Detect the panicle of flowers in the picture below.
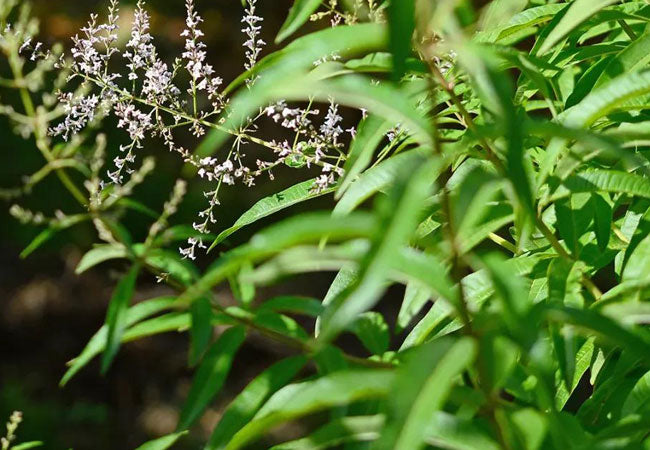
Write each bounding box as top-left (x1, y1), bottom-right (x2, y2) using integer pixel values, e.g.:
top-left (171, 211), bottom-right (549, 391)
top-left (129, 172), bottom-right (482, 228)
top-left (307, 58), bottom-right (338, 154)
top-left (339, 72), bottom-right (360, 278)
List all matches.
top-left (48, 91), bottom-right (100, 141)
top-left (1, 411), bottom-right (22, 450)
top-left (70, 0), bottom-right (120, 81)
top-left (313, 162), bottom-right (344, 194)
top-left (264, 100), bottom-right (319, 131)
top-left (181, 0), bottom-right (226, 133)
top-left (320, 99), bottom-right (344, 146)
top-left (242, 0), bottom-right (265, 87)
top-left (124, 0), bottom-right (155, 80)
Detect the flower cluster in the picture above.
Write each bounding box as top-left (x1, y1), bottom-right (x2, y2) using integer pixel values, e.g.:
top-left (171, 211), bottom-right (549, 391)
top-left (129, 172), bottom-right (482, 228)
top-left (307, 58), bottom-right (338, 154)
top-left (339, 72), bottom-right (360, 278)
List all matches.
top-left (46, 0), bottom-right (360, 259)
top-left (242, 0), bottom-right (265, 87)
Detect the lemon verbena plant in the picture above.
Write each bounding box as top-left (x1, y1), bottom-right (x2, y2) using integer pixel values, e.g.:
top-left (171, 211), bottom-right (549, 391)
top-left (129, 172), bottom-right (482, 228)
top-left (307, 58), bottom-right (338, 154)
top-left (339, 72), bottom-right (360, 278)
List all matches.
top-left (4, 0), bottom-right (650, 448)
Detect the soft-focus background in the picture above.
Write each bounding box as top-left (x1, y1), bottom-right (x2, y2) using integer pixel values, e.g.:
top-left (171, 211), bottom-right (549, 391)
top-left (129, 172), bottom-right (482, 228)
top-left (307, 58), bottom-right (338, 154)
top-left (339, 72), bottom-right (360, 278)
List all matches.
top-left (0, 0), bottom-right (346, 448)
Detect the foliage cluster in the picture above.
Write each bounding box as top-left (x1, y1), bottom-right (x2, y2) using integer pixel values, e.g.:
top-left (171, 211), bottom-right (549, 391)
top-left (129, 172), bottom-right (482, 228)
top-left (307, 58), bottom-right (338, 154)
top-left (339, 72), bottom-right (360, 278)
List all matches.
top-left (4, 0), bottom-right (650, 448)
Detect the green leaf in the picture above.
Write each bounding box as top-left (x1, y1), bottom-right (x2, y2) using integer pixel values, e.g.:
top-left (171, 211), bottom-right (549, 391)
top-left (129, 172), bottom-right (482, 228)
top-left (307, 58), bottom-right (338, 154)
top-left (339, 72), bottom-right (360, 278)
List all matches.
top-left (271, 415), bottom-right (384, 449)
top-left (334, 149), bottom-right (432, 217)
top-left (20, 214), bottom-right (88, 258)
top-left (424, 412), bottom-right (500, 450)
top-left (101, 264), bottom-right (140, 373)
top-left (352, 312), bottom-right (390, 355)
top-left (206, 356), bottom-right (308, 450)
top-left (140, 247), bottom-right (199, 286)
top-left (276, 0), bottom-right (323, 43)
top-left (60, 296), bottom-right (178, 386)
top-left (209, 178), bottom-right (333, 251)
top-left (555, 338), bottom-right (595, 409)
top-left (539, 0), bottom-right (621, 55)
top-left (226, 369), bottom-right (395, 449)
top-left (480, 0), bottom-right (528, 31)
top-left (621, 369), bottom-right (650, 415)
top-left (596, 32), bottom-right (650, 88)
top-left (592, 193), bottom-right (613, 252)
top-left (11, 442), bottom-right (44, 450)
top-left (510, 408), bottom-right (548, 450)
top-left (75, 244), bottom-right (128, 274)
top-left (554, 193), bottom-right (593, 256)
top-left (189, 296), bottom-right (213, 366)
top-left (547, 306), bottom-right (650, 364)
top-left (259, 296), bottom-right (324, 317)
top-left (474, 5), bottom-right (565, 44)
top-left (397, 282), bottom-right (431, 332)
top-left (337, 115), bottom-right (392, 199)
top-left (318, 157), bottom-right (435, 343)
top-left (177, 326), bottom-right (246, 430)
top-left (315, 265), bottom-right (359, 337)
top-left (559, 170), bottom-right (650, 200)
top-left (622, 232), bottom-right (650, 282)
top-left (561, 69), bottom-right (650, 128)
top-left (378, 337), bottom-right (477, 450)
top-left (480, 253), bottom-right (533, 341)
top-left (134, 431), bottom-right (188, 450)
top-left (387, 0), bottom-right (414, 80)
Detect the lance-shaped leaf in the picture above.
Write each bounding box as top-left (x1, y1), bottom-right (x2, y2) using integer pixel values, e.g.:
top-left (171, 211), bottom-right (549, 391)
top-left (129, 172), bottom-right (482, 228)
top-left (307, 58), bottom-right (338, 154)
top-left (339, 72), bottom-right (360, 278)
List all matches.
top-left (387, 0), bottom-right (414, 80)
top-left (276, 0), bottom-right (324, 43)
top-left (334, 149), bottom-right (433, 217)
top-left (101, 264), bottom-right (140, 373)
top-left (209, 178), bottom-right (334, 251)
top-left (226, 369), bottom-right (395, 449)
top-left (134, 431), bottom-right (188, 450)
top-left (61, 296), bottom-right (178, 386)
top-left (177, 326), bottom-right (246, 430)
top-left (271, 415), bottom-right (384, 449)
top-left (318, 157), bottom-right (435, 343)
top-left (76, 244), bottom-right (129, 274)
top-left (377, 337), bottom-right (478, 450)
top-left (538, 0), bottom-right (621, 55)
top-left (337, 115), bottom-right (392, 199)
top-left (206, 356), bottom-right (308, 450)
top-left (189, 296), bottom-right (213, 366)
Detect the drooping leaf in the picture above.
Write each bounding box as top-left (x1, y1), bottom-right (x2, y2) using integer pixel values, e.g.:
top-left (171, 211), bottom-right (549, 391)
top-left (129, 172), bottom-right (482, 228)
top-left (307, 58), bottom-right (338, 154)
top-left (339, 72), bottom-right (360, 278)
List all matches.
top-left (538, 0), bottom-right (621, 55)
top-left (209, 179), bottom-right (334, 251)
top-left (177, 326), bottom-right (246, 430)
top-left (592, 192), bottom-right (613, 251)
top-left (101, 264), bottom-right (140, 373)
top-left (318, 157), bottom-right (435, 343)
top-left (387, 0), bottom-right (414, 80)
top-left (276, 0), bottom-right (324, 43)
top-left (75, 244), bottom-right (129, 274)
top-left (227, 369), bottom-right (395, 449)
top-left (377, 337), bottom-right (478, 450)
top-left (60, 296), bottom-right (178, 386)
top-left (337, 115), bottom-right (392, 199)
top-left (271, 415), bottom-right (384, 449)
top-left (134, 431), bottom-right (188, 450)
top-left (189, 296), bottom-right (213, 366)
top-left (206, 356), bottom-right (308, 450)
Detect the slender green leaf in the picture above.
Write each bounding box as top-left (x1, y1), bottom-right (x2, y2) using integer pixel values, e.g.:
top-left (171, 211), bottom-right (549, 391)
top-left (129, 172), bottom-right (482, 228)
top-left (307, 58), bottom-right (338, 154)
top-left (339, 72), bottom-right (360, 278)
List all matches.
top-left (539, 0), bottom-right (620, 55)
top-left (226, 369), bottom-right (395, 449)
top-left (207, 356), bottom-right (308, 450)
top-left (276, 0), bottom-right (323, 43)
top-left (101, 264), bottom-right (140, 373)
top-left (134, 431), bottom-right (188, 450)
top-left (177, 326), bottom-right (246, 430)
